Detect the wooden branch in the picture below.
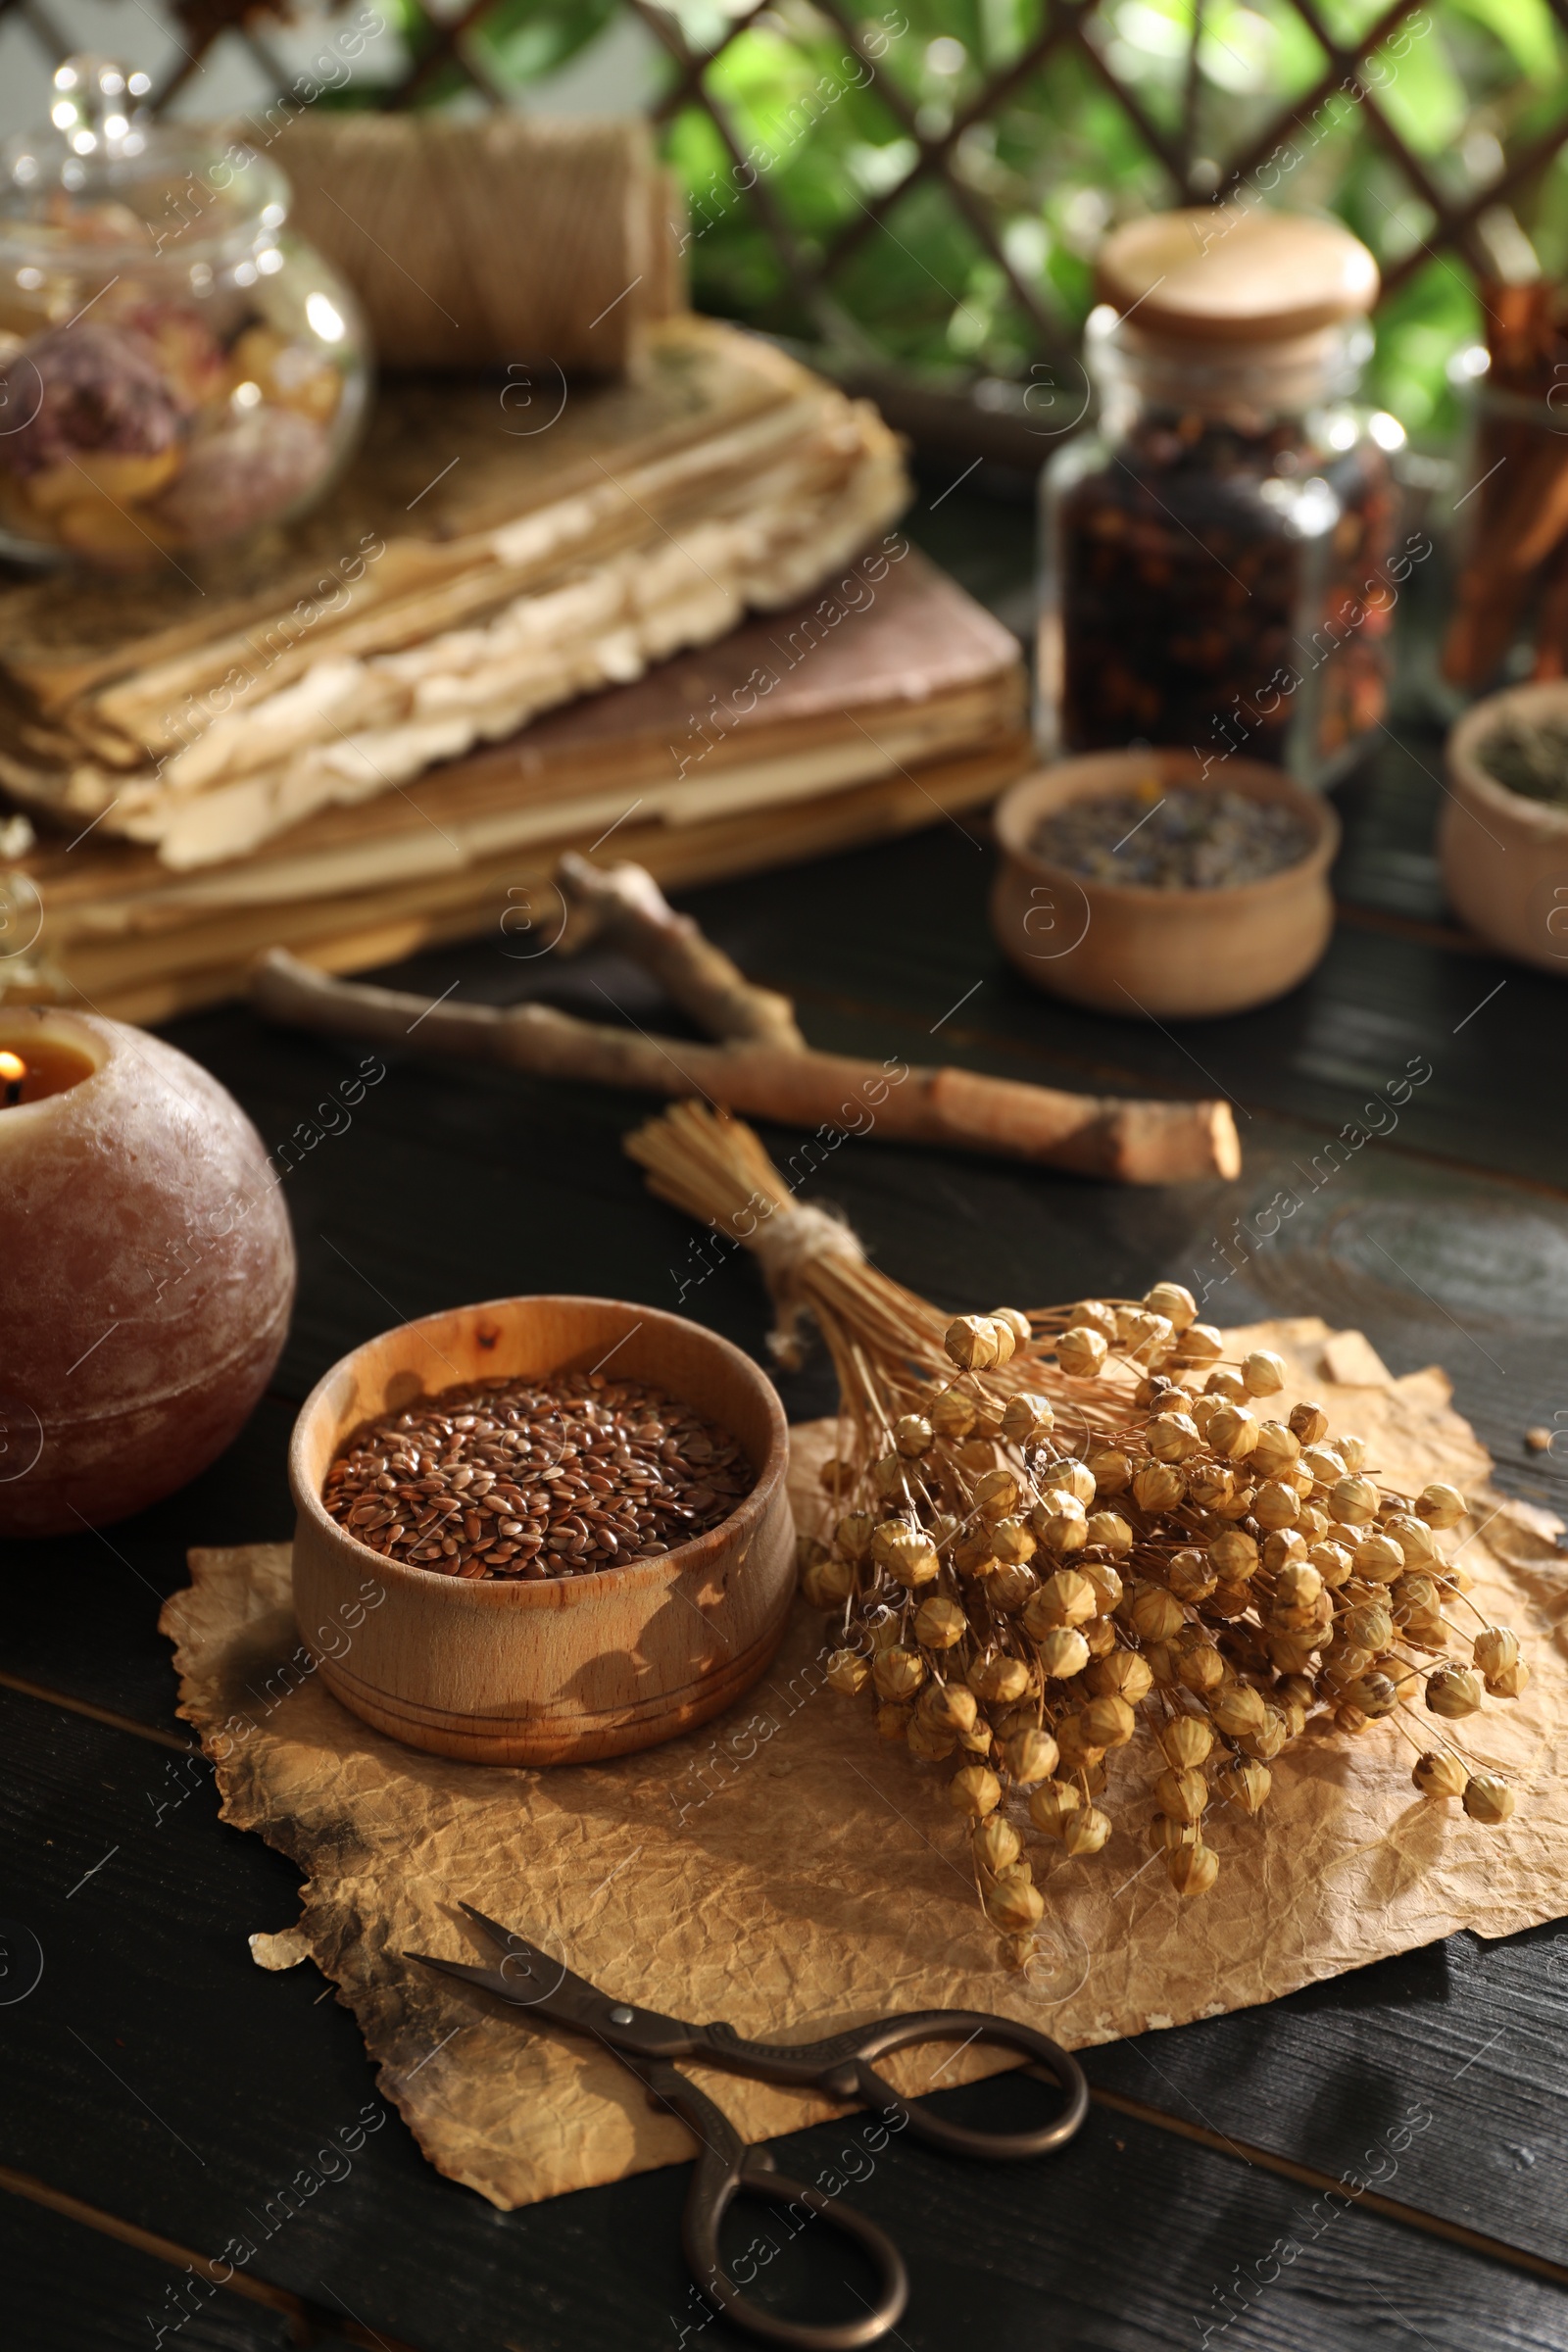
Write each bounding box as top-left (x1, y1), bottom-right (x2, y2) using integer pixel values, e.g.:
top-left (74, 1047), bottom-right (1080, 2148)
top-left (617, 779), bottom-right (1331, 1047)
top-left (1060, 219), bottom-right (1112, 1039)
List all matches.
top-left (251, 859), bottom-right (1241, 1186)
top-left (556, 853), bottom-right (804, 1051)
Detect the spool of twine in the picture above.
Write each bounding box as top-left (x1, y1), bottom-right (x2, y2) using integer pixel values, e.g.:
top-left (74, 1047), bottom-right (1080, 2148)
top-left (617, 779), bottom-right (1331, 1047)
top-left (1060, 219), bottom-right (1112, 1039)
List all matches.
top-left (266, 114), bottom-right (686, 372)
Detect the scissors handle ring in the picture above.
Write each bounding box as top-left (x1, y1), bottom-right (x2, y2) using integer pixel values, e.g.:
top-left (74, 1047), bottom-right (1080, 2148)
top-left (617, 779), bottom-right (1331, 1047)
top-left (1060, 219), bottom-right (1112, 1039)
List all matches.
top-left (848, 2009), bottom-right (1088, 2161)
top-left (682, 2158), bottom-right (908, 2352)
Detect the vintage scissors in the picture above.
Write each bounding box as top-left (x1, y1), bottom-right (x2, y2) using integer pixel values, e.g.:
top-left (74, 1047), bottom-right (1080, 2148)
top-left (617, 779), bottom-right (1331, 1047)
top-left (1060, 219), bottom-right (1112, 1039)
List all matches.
top-left (407, 1901), bottom-right (1088, 2351)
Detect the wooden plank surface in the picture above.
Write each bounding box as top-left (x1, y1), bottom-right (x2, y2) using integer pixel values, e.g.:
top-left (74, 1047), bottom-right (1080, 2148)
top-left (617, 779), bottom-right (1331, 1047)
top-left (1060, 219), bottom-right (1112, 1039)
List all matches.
top-left (5, 476), bottom-right (1568, 2350)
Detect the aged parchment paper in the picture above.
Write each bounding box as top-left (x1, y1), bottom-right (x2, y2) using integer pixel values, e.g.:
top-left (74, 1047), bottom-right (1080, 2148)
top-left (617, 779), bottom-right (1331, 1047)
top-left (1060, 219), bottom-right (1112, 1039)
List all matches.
top-left (161, 1321), bottom-right (1568, 2209)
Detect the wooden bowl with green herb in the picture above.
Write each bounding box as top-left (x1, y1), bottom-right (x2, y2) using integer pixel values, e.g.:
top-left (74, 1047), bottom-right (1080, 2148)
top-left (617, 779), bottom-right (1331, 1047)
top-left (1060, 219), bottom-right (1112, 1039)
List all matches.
top-left (991, 751), bottom-right (1338, 1019)
top-left (1445, 682), bottom-right (1568, 974)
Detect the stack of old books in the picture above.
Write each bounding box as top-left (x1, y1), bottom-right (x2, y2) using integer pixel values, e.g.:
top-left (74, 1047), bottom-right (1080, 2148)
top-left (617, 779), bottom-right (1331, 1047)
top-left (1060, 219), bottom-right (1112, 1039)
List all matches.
top-left (0, 318), bottom-right (1028, 1020)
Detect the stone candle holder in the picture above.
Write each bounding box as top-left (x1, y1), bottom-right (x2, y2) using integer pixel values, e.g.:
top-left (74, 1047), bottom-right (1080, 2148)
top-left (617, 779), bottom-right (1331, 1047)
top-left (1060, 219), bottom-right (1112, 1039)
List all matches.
top-left (0, 1006), bottom-right (296, 1536)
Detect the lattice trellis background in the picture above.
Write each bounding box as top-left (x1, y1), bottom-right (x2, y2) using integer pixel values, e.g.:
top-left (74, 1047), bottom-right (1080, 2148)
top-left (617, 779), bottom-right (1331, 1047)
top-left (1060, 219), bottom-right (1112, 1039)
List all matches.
top-left (2, 0), bottom-right (1566, 428)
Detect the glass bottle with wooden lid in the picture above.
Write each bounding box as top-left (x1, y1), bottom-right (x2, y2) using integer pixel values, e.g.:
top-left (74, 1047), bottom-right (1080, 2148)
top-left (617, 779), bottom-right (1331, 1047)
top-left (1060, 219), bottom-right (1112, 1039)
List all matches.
top-left (1038, 208), bottom-right (1403, 787)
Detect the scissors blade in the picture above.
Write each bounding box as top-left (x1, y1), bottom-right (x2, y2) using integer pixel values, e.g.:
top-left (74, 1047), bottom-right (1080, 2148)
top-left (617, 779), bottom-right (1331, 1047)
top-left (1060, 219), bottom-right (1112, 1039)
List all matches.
top-left (410, 1900), bottom-right (701, 2057)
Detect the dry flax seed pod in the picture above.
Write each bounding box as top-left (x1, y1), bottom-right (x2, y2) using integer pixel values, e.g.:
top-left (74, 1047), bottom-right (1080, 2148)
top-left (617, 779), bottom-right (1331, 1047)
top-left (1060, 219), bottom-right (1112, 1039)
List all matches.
top-left (1036, 1627), bottom-right (1092, 1680)
top-left (1086, 1649), bottom-right (1153, 1704)
top-left (1262, 1529), bottom-right (1310, 1576)
top-left (1084, 1613), bottom-right (1118, 1660)
top-left (1154, 1767), bottom-right (1208, 1824)
top-left (1274, 1560), bottom-right (1324, 1611)
top-left (1039, 1459), bottom-right (1097, 1505)
top-left (1337, 1437), bottom-right (1368, 1471)
top-left (974, 1468), bottom-right (1021, 1521)
top-left (1158, 1715), bottom-right (1213, 1770)
top-left (1149, 1813), bottom-right (1198, 1853)
top-left (1427, 1666), bottom-right (1483, 1719)
top-left (954, 1529), bottom-right (1000, 1579)
top-left (986, 1874), bottom-right (1045, 1933)
top-left (972, 1814), bottom-right (1022, 1875)
top-left (949, 1764), bottom-right (1002, 1817)
top-left (1333, 1475), bottom-right (1380, 1527)
top-left (871, 1453), bottom-right (908, 1499)
top-left (1177, 1642), bottom-right (1226, 1695)
top-left (1078, 1558), bottom-right (1125, 1615)
top-left (987, 1563), bottom-right (1038, 1613)
top-left (1473, 1626), bottom-right (1519, 1679)
top-left (894, 1413), bottom-right (934, 1458)
top-left (921, 1680), bottom-right (979, 1736)
top-left (1082, 1693), bottom-right (1136, 1749)
top-left (1029, 1777), bottom-right (1082, 1838)
top-left (1416, 1481), bottom-right (1466, 1530)
top-left (1086, 1446), bottom-right (1132, 1494)
top-left (1383, 1511), bottom-right (1437, 1566)
top-left (872, 1647), bottom-right (926, 1702)
top-left (1354, 1532), bottom-right (1405, 1584)
top-left (1413, 1749), bottom-right (1468, 1799)
top-left (1487, 1659), bottom-right (1530, 1698)
top-left (882, 1530), bottom-right (940, 1588)
top-left (946, 1315), bottom-right (999, 1371)
top-left (1024, 1568), bottom-right (1097, 1633)
top-left (1209, 1682), bottom-right (1267, 1740)
top-left (975, 1655), bottom-right (1032, 1707)
top-left (1241, 1349), bottom-right (1287, 1396)
top-left (1463, 1775), bottom-right (1516, 1825)
top-left (1206, 1403), bottom-right (1259, 1461)
top-left (1237, 1707), bottom-right (1289, 1761)
top-left (1345, 1599), bottom-right (1394, 1652)
top-left (1145, 1280), bottom-right (1199, 1331)
top-left (1032, 1498), bottom-right (1089, 1556)
top-left (802, 1554), bottom-right (858, 1610)
top-left (1168, 1841), bottom-right (1220, 1896)
top-left (835, 1511), bottom-right (876, 1563)
top-left (1005, 1727), bottom-right (1059, 1784)
top-left (931, 1391), bottom-right (977, 1441)
top-left (1132, 1461), bottom-right (1187, 1513)
top-left (1061, 1805), bottom-right (1111, 1858)
top-left (1206, 1581), bottom-right (1252, 1621)
top-left (1308, 1541), bottom-right (1354, 1590)
top-left (1147, 1412), bottom-right (1202, 1463)
top-left (1168, 1548), bottom-right (1218, 1604)
top-left (1056, 1326), bottom-right (1108, 1379)
top-left (1084, 1512), bottom-right (1133, 1558)
top-left (914, 1594), bottom-right (967, 1649)
top-left (1253, 1480), bottom-right (1301, 1532)
top-left (1251, 1422), bottom-right (1301, 1479)
top-left (1070, 1298), bottom-right (1118, 1343)
top-left (1334, 1701), bottom-right (1369, 1735)
top-left (1300, 1444), bottom-right (1348, 1491)
top-left (1054, 1712), bottom-right (1106, 1772)
top-left (1342, 1671), bottom-right (1397, 1720)
top-left (819, 1456), bottom-right (857, 1494)
top-left (1202, 1364), bottom-right (1247, 1400)
top-left (1001, 1391), bottom-right (1055, 1446)
top-left (1289, 1400), bottom-right (1330, 1445)
top-left (1214, 1755), bottom-right (1271, 1814)
top-left (991, 1306), bottom-right (1031, 1348)
top-left (906, 1715), bottom-right (956, 1763)
top-left (825, 1648), bottom-right (869, 1696)
top-left (1128, 1584), bottom-right (1185, 1643)
top-left (1265, 1633), bottom-right (1320, 1677)
top-left (1298, 1503), bottom-right (1331, 1543)
top-left (991, 1516), bottom-right (1037, 1568)
top-left (1207, 1528), bottom-right (1258, 1582)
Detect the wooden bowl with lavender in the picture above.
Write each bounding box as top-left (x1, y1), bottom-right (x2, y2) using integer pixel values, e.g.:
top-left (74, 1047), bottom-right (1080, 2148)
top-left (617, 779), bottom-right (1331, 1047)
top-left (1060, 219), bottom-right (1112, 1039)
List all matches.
top-left (991, 751), bottom-right (1339, 1020)
top-left (289, 1295), bottom-right (794, 1765)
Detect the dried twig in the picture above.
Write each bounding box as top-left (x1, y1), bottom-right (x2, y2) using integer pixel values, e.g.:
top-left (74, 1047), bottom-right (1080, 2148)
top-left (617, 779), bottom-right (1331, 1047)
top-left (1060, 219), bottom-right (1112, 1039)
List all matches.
top-left (250, 855), bottom-right (1241, 1185)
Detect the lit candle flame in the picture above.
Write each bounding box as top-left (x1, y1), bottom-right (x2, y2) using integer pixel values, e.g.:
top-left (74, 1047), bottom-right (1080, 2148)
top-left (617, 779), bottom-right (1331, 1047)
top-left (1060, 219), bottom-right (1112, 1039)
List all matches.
top-left (0, 1050), bottom-right (26, 1104)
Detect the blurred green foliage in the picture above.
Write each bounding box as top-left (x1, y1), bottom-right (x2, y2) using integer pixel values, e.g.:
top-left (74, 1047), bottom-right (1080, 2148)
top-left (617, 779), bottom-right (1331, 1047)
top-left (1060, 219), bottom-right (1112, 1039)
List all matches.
top-left (380, 0), bottom-right (1568, 440)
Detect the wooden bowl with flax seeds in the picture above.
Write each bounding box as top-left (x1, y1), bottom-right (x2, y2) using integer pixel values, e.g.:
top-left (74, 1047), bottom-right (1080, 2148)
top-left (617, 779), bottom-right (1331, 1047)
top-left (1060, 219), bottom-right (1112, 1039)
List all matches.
top-left (289, 1296), bottom-right (795, 1764)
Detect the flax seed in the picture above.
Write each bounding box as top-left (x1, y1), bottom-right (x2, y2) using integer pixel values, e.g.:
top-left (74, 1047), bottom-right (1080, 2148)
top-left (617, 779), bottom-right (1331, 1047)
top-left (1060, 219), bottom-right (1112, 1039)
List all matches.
top-left (323, 1371), bottom-right (757, 1581)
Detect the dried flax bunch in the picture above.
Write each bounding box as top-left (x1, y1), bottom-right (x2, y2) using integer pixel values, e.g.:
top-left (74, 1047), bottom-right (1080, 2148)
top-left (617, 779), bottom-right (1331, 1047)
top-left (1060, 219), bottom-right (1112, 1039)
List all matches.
top-left (626, 1104), bottom-right (1527, 1966)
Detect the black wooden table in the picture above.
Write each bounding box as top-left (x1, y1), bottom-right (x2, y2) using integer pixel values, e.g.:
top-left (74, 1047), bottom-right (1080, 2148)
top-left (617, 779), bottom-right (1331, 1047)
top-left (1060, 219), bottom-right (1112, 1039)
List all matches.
top-left (6, 481), bottom-right (1568, 2352)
